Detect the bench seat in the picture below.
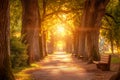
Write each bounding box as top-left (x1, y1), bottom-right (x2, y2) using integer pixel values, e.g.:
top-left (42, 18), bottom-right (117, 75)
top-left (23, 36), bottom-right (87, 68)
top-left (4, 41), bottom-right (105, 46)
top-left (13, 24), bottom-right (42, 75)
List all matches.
top-left (93, 54), bottom-right (111, 71)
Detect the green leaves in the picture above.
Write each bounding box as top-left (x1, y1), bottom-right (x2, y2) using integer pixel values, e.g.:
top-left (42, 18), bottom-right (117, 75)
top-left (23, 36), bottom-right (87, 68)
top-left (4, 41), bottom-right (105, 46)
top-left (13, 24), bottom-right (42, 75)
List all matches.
top-left (10, 0), bottom-right (22, 36)
top-left (101, 0), bottom-right (120, 52)
top-left (10, 36), bottom-right (28, 68)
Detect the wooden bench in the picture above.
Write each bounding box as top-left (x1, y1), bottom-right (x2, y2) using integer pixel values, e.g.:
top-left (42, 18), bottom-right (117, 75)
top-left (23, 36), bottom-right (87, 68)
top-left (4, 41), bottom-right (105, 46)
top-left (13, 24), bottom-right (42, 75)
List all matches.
top-left (93, 54), bottom-right (111, 71)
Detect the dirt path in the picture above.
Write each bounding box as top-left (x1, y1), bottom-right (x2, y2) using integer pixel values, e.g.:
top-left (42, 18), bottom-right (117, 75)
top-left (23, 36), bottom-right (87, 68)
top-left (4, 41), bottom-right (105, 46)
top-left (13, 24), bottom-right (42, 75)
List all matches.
top-left (26, 52), bottom-right (117, 80)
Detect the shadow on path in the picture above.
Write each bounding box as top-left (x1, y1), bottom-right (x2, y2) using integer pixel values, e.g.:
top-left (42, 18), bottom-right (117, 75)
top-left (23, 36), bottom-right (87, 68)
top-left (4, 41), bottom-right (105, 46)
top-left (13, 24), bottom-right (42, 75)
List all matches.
top-left (27, 52), bottom-right (97, 80)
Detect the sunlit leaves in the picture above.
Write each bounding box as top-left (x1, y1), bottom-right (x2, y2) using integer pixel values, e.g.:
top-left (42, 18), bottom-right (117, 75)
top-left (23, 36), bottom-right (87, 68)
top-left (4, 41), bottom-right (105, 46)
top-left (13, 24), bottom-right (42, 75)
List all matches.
top-left (10, 0), bottom-right (22, 37)
top-left (38, 0), bottom-right (84, 45)
top-left (101, 0), bottom-right (120, 52)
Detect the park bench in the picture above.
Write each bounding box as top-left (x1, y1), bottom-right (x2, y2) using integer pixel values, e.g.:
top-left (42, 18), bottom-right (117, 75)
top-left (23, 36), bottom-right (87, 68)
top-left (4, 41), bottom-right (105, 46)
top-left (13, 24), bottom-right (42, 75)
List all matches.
top-left (93, 54), bottom-right (111, 71)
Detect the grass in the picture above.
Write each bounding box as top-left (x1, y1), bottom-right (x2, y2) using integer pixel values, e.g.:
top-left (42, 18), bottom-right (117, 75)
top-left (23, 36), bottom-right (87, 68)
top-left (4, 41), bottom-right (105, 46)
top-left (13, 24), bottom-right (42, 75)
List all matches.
top-left (13, 63), bottom-right (41, 80)
top-left (111, 57), bottom-right (120, 64)
top-left (14, 72), bottom-right (31, 80)
top-left (101, 53), bottom-right (120, 64)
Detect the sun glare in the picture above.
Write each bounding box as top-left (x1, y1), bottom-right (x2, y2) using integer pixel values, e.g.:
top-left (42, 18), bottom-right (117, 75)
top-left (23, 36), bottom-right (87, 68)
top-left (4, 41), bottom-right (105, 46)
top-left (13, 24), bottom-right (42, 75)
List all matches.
top-left (57, 41), bottom-right (64, 48)
top-left (56, 41), bottom-right (65, 51)
top-left (62, 14), bottom-right (67, 20)
top-left (56, 25), bottom-right (66, 37)
top-left (57, 25), bottom-right (65, 33)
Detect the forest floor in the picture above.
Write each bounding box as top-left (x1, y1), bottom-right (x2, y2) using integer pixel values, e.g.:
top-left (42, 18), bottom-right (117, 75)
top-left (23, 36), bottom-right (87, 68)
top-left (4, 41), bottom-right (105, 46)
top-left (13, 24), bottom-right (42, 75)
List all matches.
top-left (16, 52), bottom-right (119, 80)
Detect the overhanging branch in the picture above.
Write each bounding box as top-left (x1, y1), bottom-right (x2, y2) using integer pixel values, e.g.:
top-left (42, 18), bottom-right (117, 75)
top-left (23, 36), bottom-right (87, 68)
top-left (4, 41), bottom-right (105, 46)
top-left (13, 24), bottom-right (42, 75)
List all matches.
top-left (105, 13), bottom-right (120, 24)
top-left (45, 8), bottom-right (83, 19)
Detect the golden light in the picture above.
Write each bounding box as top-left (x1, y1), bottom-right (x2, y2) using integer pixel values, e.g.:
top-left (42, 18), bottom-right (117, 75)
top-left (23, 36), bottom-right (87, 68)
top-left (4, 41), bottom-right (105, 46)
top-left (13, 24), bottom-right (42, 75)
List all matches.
top-left (56, 24), bottom-right (66, 36)
top-left (57, 41), bottom-right (64, 47)
top-left (56, 41), bottom-right (65, 51)
top-left (13, 32), bottom-right (21, 38)
top-left (62, 14), bottom-right (67, 20)
top-left (41, 52), bottom-right (86, 75)
top-left (57, 25), bottom-right (65, 33)
top-left (58, 13), bottom-right (67, 20)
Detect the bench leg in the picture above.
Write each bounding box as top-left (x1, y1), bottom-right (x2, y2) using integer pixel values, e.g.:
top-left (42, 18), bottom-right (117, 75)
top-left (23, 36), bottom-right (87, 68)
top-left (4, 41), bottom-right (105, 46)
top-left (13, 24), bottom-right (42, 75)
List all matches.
top-left (102, 65), bottom-right (110, 71)
top-left (97, 64), bottom-right (110, 71)
top-left (96, 64), bottom-right (101, 69)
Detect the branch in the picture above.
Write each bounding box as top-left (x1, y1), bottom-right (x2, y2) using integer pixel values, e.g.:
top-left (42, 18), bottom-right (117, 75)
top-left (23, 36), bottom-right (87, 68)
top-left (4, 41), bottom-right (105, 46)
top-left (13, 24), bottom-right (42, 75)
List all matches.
top-left (42, 0), bottom-right (47, 21)
top-left (104, 0), bottom-right (110, 6)
top-left (100, 26), bottom-right (111, 30)
top-left (105, 13), bottom-right (120, 24)
top-left (45, 8), bottom-right (83, 19)
top-left (104, 15), bottom-right (112, 26)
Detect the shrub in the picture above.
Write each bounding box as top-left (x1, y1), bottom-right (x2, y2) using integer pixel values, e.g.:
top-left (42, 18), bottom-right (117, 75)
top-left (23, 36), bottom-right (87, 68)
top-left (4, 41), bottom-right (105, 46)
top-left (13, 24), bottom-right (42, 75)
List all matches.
top-left (10, 36), bottom-right (28, 68)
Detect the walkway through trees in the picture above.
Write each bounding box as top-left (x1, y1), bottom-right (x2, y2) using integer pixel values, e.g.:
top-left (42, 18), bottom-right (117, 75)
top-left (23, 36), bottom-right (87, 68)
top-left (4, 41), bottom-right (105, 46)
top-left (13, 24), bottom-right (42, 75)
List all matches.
top-left (24, 52), bottom-right (115, 80)
top-left (30, 52), bottom-right (94, 80)
top-left (19, 52), bottom-right (105, 80)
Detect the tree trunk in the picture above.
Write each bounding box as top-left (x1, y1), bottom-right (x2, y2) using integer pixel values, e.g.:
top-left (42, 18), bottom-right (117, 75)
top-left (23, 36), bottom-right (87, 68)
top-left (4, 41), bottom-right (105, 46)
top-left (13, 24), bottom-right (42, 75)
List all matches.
top-left (0, 0), bottom-right (15, 79)
top-left (21, 0), bottom-right (41, 64)
top-left (42, 31), bottom-right (47, 57)
top-left (78, 30), bottom-right (86, 58)
top-left (79, 0), bottom-right (110, 62)
top-left (110, 31), bottom-right (114, 54)
top-left (110, 39), bottom-right (114, 54)
top-left (73, 30), bottom-right (79, 56)
top-left (38, 0), bottom-right (48, 58)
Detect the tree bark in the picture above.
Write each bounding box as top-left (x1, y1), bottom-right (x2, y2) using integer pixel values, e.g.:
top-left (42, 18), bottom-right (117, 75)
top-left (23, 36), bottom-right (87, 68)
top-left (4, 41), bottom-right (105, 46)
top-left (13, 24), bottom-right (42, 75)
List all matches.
top-left (73, 30), bottom-right (78, 55)
top-left (0, 0), bottom-right (15, 79)
top-left (21, 0), bottom-right (41, 64)
top-left (79, 0), bottom-right (110, 62)
top-left (42, 31), bottom-right (47, 57)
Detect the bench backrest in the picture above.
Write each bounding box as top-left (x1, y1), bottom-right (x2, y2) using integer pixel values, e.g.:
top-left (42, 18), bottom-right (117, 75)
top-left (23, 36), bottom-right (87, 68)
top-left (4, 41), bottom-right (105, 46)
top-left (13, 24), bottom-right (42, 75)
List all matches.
top-left (100, 54), bottom-right (111, 64)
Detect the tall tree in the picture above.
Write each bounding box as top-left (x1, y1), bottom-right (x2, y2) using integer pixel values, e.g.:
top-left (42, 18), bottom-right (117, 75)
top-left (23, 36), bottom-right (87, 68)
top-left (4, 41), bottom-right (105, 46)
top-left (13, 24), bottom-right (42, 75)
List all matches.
top-left (41, 0), bottom-right (47, 57)
top-left (0, 0), bottom-right (15, 79)
top-left (21, 0), bottom-right (42, 64)
top-left (102, 0), bottom-right (120, 53)
top-left (78, 0), bottom-right (110, 62)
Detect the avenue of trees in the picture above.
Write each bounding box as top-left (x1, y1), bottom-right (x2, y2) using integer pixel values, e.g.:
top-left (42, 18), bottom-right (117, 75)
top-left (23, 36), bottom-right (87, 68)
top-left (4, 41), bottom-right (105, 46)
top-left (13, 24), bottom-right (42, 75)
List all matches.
top-left (0, 0), bottom-right (120, 79)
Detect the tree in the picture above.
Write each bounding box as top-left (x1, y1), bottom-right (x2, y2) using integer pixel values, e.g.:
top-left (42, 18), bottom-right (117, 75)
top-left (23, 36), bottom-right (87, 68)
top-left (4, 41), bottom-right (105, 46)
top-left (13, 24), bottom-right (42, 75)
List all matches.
top-left (21, 0), bottom-right (42, 65)
top-left (10, 0), bottom-right (22, 35)
top-left (41, 0), bottom-right (47, 57)
top-left (102, 0), bottom-right (120, 53)
top-left (78, 0), bottom-right (110, 62)
top-left (0, 0), bottom-right (15, 79)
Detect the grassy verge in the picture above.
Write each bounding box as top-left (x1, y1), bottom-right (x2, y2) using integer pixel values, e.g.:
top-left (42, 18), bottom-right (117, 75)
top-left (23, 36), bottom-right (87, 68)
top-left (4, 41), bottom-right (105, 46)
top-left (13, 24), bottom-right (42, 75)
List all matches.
top-left (13, 63), bottom-right (40, 80)
top-left (111, 57), bottom-right (120, 64)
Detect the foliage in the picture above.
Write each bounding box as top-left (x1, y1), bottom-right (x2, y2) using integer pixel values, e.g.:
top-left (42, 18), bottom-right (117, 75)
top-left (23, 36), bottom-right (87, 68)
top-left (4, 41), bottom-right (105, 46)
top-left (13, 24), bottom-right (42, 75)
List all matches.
top-left (101, 0), bottom-right (120, 53)
top-left (10, 0), bottom-right (27, 68)
top-left (38, 0), bottom-right (83, 45)
top-left (14, 63), bottom-right (40, 80)
top-left (10, 0), bottom-right (22, 34)
top-left (111, 56), bottom-right (120, 63)
top-left (10, 36), bottom-right (28, 68)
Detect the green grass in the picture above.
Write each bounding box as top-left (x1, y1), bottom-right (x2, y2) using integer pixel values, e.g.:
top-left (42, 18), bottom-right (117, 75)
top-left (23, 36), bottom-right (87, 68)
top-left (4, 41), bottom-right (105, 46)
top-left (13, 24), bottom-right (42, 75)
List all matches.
top-left (13, 63), bottom-right (41, 80)
top-left (111, 57), bottom-right (120, 63)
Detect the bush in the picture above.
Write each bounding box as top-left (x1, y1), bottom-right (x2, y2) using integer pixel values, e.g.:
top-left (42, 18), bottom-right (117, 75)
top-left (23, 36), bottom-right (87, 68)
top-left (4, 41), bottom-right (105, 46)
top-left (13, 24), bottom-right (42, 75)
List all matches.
top-left (10, 36), bottom-right (28, 68)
